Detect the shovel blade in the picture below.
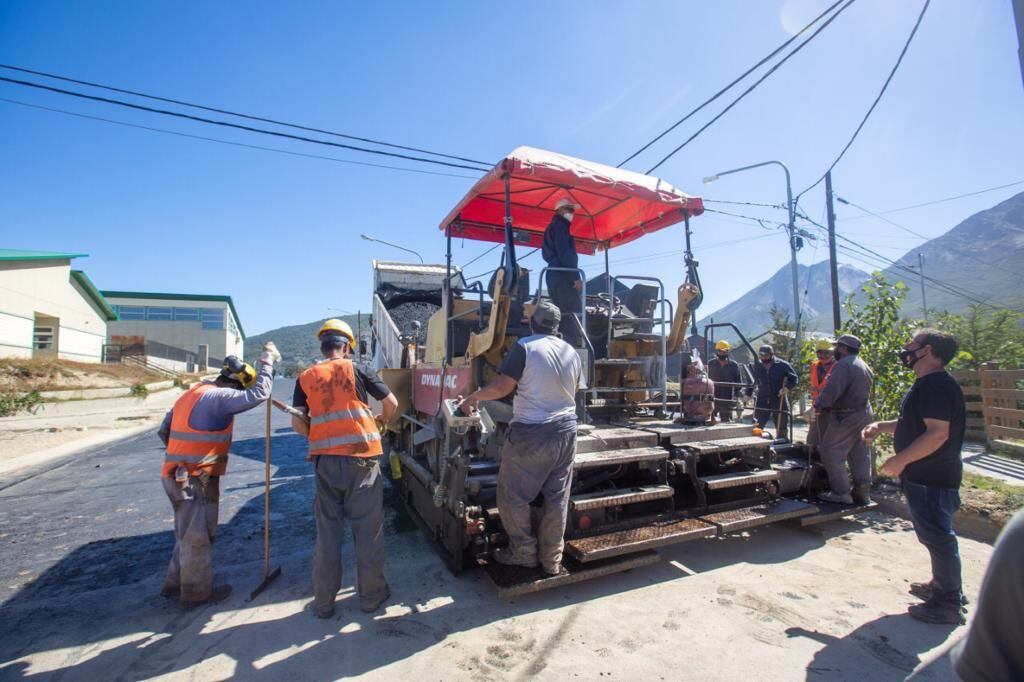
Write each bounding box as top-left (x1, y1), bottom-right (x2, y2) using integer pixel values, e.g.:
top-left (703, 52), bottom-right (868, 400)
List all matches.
top-left (248, 566), bottom-right (282, 601)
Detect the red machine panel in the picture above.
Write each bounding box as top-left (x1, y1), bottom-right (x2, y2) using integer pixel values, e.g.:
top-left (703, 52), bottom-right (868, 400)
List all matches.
top-left (413, 367), bottom-right (474, 414)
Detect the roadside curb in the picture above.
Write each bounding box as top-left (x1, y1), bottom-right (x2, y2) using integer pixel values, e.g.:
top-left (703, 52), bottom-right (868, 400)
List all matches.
top-left (37, 380), bottom-right (176, 401)
top-left (0, 386), bottom-right (183, 424)
top-left (0, 424), bottom-right (157, 480)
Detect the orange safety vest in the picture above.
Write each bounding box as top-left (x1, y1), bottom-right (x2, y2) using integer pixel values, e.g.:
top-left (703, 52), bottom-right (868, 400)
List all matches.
top-left (809, 359), bottom-right (835, 402)
top-left (298, 359), bottom-right (382, 458)
top-left (163, 383), bottom-right (233, 478)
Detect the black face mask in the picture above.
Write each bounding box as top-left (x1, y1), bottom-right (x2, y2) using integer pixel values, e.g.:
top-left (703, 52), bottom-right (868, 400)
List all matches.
top-left (832, 349), bottom-right (842, 361)
top-left (899, 346), bottom-right (922, 368)
top-left (716, 353), bottom-right (728, 361)
top-left (760, 357), bottom-right (773, 365)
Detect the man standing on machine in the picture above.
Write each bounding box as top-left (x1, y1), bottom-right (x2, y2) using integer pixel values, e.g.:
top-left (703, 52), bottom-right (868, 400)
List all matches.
top-left (541, 198), bottom-right (582, 345)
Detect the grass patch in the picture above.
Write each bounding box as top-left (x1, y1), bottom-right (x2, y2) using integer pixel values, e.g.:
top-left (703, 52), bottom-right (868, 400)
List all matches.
top-left (0, 389), bottom-right (41, 417)
top-left (0, 358), bottom-right (163, 393)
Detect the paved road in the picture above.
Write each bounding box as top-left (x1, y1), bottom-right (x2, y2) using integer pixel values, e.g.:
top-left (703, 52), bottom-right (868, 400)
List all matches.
top-left (0, 379), bottom-right (995, 681)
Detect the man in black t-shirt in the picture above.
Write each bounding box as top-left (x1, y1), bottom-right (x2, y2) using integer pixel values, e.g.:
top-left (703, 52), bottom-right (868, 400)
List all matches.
top-left (861, 328), bottom-right (967, 625)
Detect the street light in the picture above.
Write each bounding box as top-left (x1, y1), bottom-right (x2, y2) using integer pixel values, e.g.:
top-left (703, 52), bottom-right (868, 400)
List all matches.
top-left (361, 233), bottom-right (424, 263)
top-left (703, 160), bottom-right (802, 361)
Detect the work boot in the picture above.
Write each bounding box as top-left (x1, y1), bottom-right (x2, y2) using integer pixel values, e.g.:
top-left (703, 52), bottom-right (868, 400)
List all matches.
top-left (818, 490), bottom-right (854, 505)
top-left (180, 584), bottom-right (232, 609)
top-left (541, 562), bottom-right (564, 576)
top-left (493, 547), bottom-right (538, 568)
top-left (909, 581), bottom-right (969, 606)
top-left (908, 600), bottom-right (966, 625)
top-left (852, 485), bottom-right (873, 505)
top-left (160, 584), bottom-right (180, 598)
top-left (360, 587), bottom-right (391, 614)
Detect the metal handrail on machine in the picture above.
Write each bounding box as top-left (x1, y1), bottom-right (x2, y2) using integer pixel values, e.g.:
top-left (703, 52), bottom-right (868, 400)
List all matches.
top-left (610, 275), bottom-right (668, 413)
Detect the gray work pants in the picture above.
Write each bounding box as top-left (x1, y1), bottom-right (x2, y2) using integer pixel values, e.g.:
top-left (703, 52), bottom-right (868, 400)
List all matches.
top-left (312, 455), bottom-right (388, 613)
top-left (162, 475), bottom-right (220, 604)
top-left (496, 421), bottom-right (577, 567)
top-left (817, 409), bottom-right (874, 496)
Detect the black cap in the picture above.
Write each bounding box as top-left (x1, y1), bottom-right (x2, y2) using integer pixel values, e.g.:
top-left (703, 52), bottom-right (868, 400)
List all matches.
top-left (759, 345), bottom-right (774, 355)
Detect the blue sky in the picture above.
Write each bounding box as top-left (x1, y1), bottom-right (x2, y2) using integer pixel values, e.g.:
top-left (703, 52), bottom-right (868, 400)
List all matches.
top-left (1, 0), bottom-right (1021, 336)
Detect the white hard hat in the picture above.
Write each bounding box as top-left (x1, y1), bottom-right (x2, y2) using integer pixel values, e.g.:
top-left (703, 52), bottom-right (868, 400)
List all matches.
top-left (555, 198), bottom-right (579, 212)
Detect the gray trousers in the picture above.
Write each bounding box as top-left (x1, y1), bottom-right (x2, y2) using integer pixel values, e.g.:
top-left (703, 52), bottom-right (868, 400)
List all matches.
top-left (496, 422), bottom-right (577, 567)
top-left (162, 475), bottom-right (220, 604)
top-left (817, 409), bottom-right (874, 496)
top-left (312, 455), bottom-right (388, 612)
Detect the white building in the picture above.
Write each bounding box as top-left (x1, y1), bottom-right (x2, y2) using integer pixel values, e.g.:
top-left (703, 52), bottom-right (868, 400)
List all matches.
top-left (101, 291), bottom-right (245, 372)
top-left (0, 249), bottom-right (116, 362)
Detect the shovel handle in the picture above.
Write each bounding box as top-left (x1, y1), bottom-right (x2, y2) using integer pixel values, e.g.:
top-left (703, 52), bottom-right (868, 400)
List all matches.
top-left (264, 398), bottom-right (271, 578)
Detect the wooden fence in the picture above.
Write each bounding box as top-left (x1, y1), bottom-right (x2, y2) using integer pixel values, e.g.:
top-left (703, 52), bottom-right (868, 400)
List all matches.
top-left (980, 363), bottom-right (1024, 444)
top-left (952, 370), bottom-right (986, 441)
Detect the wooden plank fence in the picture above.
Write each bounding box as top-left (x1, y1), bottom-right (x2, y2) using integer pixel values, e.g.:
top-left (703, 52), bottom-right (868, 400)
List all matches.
top-left (951, 370), bottom-right (986, 441)
top-left (980, 363), bottom-right (1024, 445)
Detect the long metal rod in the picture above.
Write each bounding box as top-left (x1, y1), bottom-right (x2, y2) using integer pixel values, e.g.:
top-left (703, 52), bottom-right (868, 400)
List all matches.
top-left (263, 398), bottom-right (271, 578)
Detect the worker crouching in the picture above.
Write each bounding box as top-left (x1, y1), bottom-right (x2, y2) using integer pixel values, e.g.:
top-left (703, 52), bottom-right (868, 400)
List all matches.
top-left (158, 346), bottom-right (280, 608)
top-left (460, 301), bottom-right (584, 575)
top-left (292, 319), bottom-right (398, 618)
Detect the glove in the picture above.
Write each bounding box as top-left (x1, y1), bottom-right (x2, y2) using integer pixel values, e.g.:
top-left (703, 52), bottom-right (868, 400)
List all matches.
top-left (260, 341), bottom-right (282, 366)
top-left (374, 414), bottom-right (387, 432)
top-left (778, 387), bottom-right (789, 398)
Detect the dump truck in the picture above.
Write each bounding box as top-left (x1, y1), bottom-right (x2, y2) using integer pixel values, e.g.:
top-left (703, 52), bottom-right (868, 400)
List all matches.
top-left (374, 147), bottom-right (875, 598)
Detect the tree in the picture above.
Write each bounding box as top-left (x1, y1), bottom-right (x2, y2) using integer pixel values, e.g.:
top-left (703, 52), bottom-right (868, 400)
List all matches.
top-left (932, 305), bottom-right (1024, 370)
top-left (840, 273), bottom-right (918, 422)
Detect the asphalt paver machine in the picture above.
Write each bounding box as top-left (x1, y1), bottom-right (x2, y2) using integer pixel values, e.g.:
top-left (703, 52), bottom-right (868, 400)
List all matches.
top-left (377, 147), bottom-right (875, 597)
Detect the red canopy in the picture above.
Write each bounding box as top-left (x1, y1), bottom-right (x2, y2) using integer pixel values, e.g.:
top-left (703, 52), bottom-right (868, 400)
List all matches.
top-left (439, 146), bottom-right (703, 255)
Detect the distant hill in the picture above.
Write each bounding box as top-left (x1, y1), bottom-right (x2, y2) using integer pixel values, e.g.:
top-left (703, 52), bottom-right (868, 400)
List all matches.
top-left (696, 261), bottom-right (870, 342)
top-left (245, 314), bottom-right (367, 369)
top-left (872, 190), bottom-right (1024, 318)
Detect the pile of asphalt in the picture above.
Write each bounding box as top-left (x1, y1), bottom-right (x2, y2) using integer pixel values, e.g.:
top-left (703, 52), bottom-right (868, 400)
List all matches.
top-left (388, 302), bottom-right (440, 342)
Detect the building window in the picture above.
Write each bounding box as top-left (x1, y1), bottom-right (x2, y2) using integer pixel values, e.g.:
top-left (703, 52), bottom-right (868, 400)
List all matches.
top-left (201, 308), bottom-right (224, 330)
top-left (116, 305), bottom-right (146, 320)
top-left (173, 307), bottom-right (200, 321)
top-left (146, 307), bottom-right (173, 321)
top-left (227, 314), bottom-right (238, 337)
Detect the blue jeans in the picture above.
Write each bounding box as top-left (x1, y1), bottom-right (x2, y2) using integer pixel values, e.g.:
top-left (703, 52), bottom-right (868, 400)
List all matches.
top-left (902, 479), bottom-right (962, 605)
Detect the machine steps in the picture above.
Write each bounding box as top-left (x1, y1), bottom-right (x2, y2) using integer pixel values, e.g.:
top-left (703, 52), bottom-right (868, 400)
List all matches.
top-left (700, 469), bottom-right (778, 490)
top-left (573, 446), bottom-right (668, 471)
top-left (681, 436), bottom-right (773, 456)
top-left (570, 484), bottom-right (674, 512)
top-left (697, 498), bottom-right (817, 532)
top-left (565, 518), bottom-right (717, 562)
top-left (480, 550), bottom-right (661, 600)
top-left (793, 499), bottom-right (879, 526)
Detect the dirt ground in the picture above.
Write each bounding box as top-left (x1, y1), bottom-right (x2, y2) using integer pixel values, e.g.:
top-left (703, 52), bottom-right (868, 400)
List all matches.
top-left (0, 358), bottom-right (164, 393)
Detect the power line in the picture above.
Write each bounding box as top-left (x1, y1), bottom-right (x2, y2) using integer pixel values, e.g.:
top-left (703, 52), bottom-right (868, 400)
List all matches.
top-left (616, 0), bottom-right (845, 168)
top-left (797, 212), bottom-right (1024, 313)
top-left (835, 193), bottom-right (1019, 278)
top-left (703, 206), bottom-right (786, 229)
top-left (838, 179), bottom-right (1024, 219)
top-left (796, 0), bottom-right (930, 199)
top-left (645, 0), bottom-right (857, 174)
top-left (0, 63), bottom-right (491, 167)
top-left (703, 198), bottom-right (788, 211)
top-left (0, 75), bottom-right (492, 173)
top-left (0, 97), bottom-right (481, 180)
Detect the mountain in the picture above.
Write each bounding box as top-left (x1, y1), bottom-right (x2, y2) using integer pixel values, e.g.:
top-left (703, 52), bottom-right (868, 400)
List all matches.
top-left (696, 261), bottom-right (870, 342)
top-left (244, 314), bottom-right (367, 369)
top-left (874, 190), bottom-right (1024, 318)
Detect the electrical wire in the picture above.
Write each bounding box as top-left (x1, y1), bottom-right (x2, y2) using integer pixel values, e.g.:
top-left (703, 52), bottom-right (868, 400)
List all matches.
top-left (838, 179), bottom-right (1024, 219)
top-left (703, 198), bottom-right (788, 211)
top-left (0, 75), bottom-right (492, 173)
top-left (645, 0), bottom-right (857, 174)
top-left (835, 193), bottom-right (1020, 278)
top-left (0, 97), bottom-right (482, 179)
top-left (0, 63), bottom-right (491, 167)
top-left (797, 212), bottom-right (1024, 313)
top-left (616, 0), bottom-right (845, 168)
top-left (796, 0), bottom-right (930, 199)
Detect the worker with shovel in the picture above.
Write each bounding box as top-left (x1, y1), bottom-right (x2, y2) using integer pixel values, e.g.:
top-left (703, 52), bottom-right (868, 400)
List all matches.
top-left (291, 319), bottom-right (397, 618)
top-left (157, 344), bottom-right (281, 608)
top-left (750, 345), bottom-right (798, 440)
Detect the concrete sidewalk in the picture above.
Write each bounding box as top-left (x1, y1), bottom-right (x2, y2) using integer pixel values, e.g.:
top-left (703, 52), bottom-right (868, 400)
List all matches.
top-left (962, 442), bottom-right (1024, 485)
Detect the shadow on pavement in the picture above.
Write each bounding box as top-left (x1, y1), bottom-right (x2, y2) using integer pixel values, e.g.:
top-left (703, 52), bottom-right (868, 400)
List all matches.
top-left (787, 613), bottom-right (957, 680)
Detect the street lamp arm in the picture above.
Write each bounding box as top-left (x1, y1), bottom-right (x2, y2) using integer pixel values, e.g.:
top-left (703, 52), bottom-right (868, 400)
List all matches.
top-left (360, 234), bottom-right (425, 263)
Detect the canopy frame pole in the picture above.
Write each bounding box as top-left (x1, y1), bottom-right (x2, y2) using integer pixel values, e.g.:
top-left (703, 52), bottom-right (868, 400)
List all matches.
top-left (502, 168), bottom-right (518, 295)
top-left (446, 220), bottom-right (454, 362)
top-left (605, 245), bottom-right (612, 361)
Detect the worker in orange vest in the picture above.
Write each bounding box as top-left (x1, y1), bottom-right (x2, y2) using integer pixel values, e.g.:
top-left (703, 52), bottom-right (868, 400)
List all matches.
top-left (292, 319), bottom-right (398, 618)
top-left (807, 338), bottom-right (836, 446)
top-left (158, 345), bottom-right (280, 608)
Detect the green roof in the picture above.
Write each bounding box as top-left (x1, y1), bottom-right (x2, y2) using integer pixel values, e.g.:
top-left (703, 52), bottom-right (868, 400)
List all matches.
top-left (100, 290), bottom-right (245, 339)
top-left (70, 270), bottom-right (118, 321)
top-left (0, 249), bottom-right (88, 262)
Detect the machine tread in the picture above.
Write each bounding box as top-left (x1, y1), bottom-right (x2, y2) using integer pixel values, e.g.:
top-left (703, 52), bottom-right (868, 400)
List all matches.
top-left (565, 517), bottom-right (717, 562)
top-left (570, 484), bottom-right (674, 512)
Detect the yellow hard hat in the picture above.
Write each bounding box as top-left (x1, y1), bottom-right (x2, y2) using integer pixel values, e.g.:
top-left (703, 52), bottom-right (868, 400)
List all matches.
top-left (814, 338), bottom-right (834, 352)
top-left (317, 318), bottom-right (355, 346)
top-left (221, 356), bottom-right (257, 389)
top-left (715, 340), bottom-right (731, 351)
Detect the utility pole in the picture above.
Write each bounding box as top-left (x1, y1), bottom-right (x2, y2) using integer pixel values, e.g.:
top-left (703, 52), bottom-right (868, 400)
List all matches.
top-left (825, 172), bottom-right (842, 332)
top-left (917, 252), bottom-right (929, 324)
